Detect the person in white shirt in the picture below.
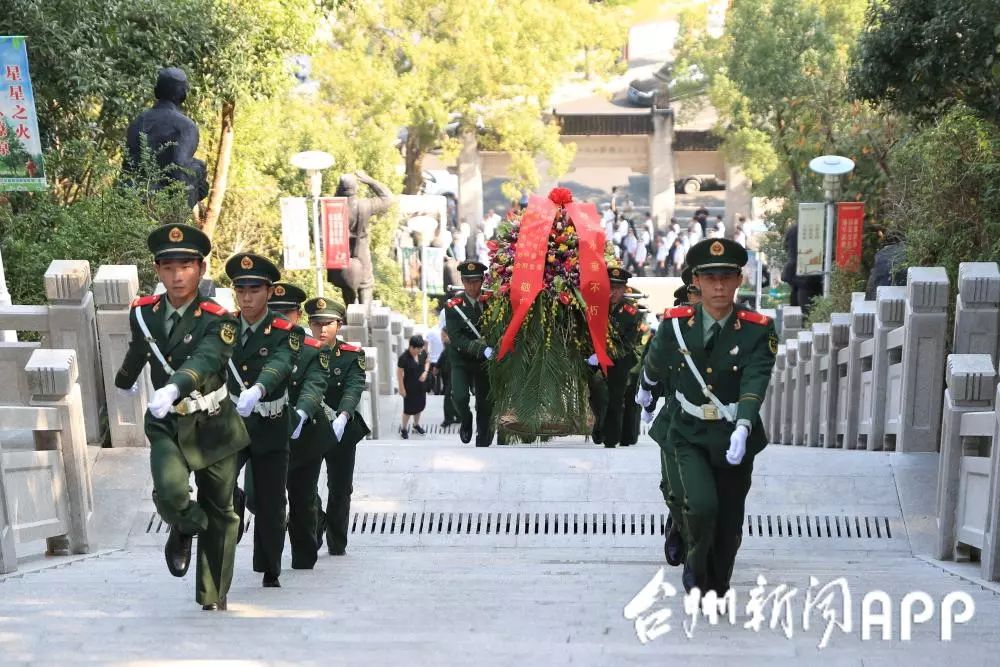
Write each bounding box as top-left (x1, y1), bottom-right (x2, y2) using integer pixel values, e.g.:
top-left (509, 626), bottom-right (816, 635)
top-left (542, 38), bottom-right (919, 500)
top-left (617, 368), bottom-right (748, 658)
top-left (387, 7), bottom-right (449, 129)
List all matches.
top-left (483, 210), bottom-right (501, 241)
top-left (613, 217), bottom-right (630, 246)
top-left (426, 325), bottom-right (445, 394)
top-left (687, 219), bottom-right (703, 245)
top-left (476, 231), bottom-right (489, 264)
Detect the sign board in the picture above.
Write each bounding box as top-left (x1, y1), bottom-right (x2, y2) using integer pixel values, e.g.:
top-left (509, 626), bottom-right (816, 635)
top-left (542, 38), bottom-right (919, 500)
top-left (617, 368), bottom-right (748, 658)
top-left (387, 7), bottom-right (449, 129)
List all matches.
top-left (398, 194), bottom-right (448, 246)
top-left (399, 247), bottom-right (421, 291)
top-left (836, 202), bottom-right (865, 271)
top-left (279, 197), bottom-right (311, 270)
top-left (321, 197), bottom-right (350, 270)
top-left (0, 37), bottom-right (44, 191)
top-left (796, 202), bottom-right (825, 276)
top-left (421, 246), bottom-right (445, 295)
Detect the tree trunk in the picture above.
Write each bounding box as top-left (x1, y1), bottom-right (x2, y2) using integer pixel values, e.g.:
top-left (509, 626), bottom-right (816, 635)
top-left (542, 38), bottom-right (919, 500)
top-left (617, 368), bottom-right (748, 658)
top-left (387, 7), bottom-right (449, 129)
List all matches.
top-left (403, 128), bottom-right (425, 195)
top-left (201, 99), bottom-right (236, 240)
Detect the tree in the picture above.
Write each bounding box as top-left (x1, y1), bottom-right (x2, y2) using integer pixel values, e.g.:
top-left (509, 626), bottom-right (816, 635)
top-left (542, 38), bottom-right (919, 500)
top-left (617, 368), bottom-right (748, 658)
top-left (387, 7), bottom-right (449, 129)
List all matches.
top-left (849, 0), bottom-right (1000, 125)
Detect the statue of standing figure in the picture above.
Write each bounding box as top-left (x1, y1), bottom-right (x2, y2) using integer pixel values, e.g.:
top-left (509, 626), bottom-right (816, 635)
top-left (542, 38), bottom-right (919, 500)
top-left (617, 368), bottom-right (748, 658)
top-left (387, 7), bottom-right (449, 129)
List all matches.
top-left (123, 67), bottom-right (208, 209)
top-left (327, 171), bottom-right (394, 305)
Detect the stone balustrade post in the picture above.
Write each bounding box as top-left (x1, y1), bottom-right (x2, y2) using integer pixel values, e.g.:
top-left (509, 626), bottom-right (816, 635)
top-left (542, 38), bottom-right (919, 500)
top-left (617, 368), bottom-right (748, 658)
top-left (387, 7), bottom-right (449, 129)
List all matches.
top-left (780, 306), bottom-right (802, 344)
top-left (804, 324), bottom-right (828, 446)
top-left (25, 349), bottom-right (93, 556)
top-left (898, 267), bottom-right (950, 452)
top-left (389, 313), bottom-right (404, 377)
top-left (820, 314), bottom-right (850, 447)
top-left (859, 287), bottom-right (906, 450)
top-left (835, 301), bottom-right (875, 449)
top-left (402, 319), bottom-right (415, 343)
top-left (371, 307), bottom-right (393, 395)
top-left (953, 262), bottom-right (1000, 358)
top-left (792, 332), bottom-right (812, 446)
top-left (43, 261), bottom-right (103, 443)
top-left (758, 309), bottom-right (778, 430)
top-left (983, 381), bottom-right (1000, 581)
top-left (936, 354), bottom-right (996, 561)
top-left (93, 265), bottom-right (149, 447)
top-left (0, 447), bottom-right (14, 573)
top-left (342, 304), bottom-right (370, 347)
top-left (363, 346), bottom-right (379, 439)
top-left (770, 346), bottom-right (786, 441)
top-left (780, 340), bottom-right (798, 445)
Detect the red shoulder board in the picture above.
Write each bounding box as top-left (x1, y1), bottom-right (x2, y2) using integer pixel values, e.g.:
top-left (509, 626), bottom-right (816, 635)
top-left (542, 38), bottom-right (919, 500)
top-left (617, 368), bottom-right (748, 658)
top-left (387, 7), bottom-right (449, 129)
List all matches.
top-left (340, 343), bottom-right (361, 352)
top-left (623, 304), bottom-right (637, 315)
top-left (304, 336), bottom-right (321, 349)
top-left (271, 317), bottom-right (293, 331)
top-left (662, 306), bottom-right (695, 319)
top-left (447, 297), bottom-right (462, 308)
top-left (131, 295), bottom-right (161, 308)
top-left (737, 310), bottom-right (771, 326)
top-left (199, 301), bottom-right (228, 316)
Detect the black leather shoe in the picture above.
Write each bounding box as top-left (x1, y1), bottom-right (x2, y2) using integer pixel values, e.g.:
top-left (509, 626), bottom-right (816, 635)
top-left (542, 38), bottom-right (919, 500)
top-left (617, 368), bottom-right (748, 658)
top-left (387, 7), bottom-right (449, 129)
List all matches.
top-left (603, 443), bottom-right (617, 448)
top-left (165, 525), bottom-right (192, 578)
top-left (665, 518), bottom-right (685, 567)
top-left (441, 420), bottom-right (456, 428)
top-left (316, 511), bottom-right (326, 551)
top-left (202, 595), bottom-right (227, 611)
top-left (234, 486), bottom-right (247, 544)
top-left (459, 416), bottom-right (473, 444)
top-left (591, 426), bottom-right (603, 445)
top-left (400, 427), bottom-right (409, 439)
top-left (262, 574), bottom-right (281, 588)
top-left (329, 545), bottom-right (346, 556)
top-left (682, 563), bottom-right (700, 594)
top-left (413, 424), bottom-right (426, 435)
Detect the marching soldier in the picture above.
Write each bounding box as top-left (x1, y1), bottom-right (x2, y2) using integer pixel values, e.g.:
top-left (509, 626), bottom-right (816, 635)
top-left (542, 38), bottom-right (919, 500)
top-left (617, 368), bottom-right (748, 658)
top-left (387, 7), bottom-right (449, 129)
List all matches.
top-left (267, 283), bottom-right (331, 569)
top-left (588, 267), bottom-right (644, 448)
top-left (304, 297), bottom-right (370, 556)
top-left (225, 253), bottom-right (300, 588)
top-left (444, 261), bottom-right (495, 446)
top-left (115, 224), bottom-right (249, 611)
top-left (637, 239), bottom-right (777, 595)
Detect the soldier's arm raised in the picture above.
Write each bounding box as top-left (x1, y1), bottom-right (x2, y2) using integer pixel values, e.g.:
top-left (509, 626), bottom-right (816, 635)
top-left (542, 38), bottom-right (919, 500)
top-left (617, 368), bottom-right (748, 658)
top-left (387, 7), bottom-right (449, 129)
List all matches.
top-left (114, 308), bottom-right (148, 389)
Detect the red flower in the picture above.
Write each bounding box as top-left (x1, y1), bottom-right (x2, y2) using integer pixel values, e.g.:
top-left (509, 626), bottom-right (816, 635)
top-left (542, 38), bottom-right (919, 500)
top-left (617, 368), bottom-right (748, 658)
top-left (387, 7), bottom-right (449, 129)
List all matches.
top-left (558, 292), bottom-right (571, 305)
top-left (500, 284), bottom-right (510, 294)
top-left (487, 239), bottom-right (499, 251)
top-left (548, 187), bottom-right (573, 206)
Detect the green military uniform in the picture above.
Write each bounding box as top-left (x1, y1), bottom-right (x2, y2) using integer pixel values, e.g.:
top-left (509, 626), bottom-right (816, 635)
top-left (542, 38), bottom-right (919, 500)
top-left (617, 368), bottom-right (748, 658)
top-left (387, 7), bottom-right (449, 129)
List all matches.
top-left (267, 284), bottom-right (332, 569)
top-left (225, 254), bottom-right (300, 586)
top-left (641, 240), bottom-right (777, 594)
top-left (304, 297), bottom-right (371, 556)
top-left (444, 261), bottom-right (494, 446)
top-left (619, 301), bottom-right (651, 447)
top-left (115, 224), bottom-right (249, 609)
top-left (589, 268), bottom-right (644, 448)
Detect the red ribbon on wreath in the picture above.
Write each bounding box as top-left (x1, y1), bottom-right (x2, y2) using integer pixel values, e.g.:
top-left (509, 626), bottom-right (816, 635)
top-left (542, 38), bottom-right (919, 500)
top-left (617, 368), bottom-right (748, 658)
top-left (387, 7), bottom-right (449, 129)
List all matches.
top-left (565, 201), bottom-right (613, 372)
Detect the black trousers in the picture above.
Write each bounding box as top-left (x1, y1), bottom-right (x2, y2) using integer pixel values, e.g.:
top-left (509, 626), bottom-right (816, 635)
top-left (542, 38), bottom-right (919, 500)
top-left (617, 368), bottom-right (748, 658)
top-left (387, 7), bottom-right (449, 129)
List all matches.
top-left (319, 438), bottom-right (358, 553)
top-left (286, 457), bottom-right (323, 569)
top-left (238, 444), bottom-right (289, 578)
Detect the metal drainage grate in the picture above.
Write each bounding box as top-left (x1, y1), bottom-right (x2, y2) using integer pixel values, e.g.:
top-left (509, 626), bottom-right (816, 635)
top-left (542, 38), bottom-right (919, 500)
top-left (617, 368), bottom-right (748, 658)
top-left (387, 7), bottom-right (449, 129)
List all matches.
top-left (389, 424), bottom-right (652, 437)
top-left (347, 511), bottom-right (897, 540)
top-left (143, 513), bottom-right (252, 536)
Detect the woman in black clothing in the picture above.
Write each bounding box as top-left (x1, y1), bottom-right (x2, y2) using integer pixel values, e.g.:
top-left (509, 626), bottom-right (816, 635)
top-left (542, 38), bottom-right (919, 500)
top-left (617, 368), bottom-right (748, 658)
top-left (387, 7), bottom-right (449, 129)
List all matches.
top-left (396, 334), bottom-right (430, 438)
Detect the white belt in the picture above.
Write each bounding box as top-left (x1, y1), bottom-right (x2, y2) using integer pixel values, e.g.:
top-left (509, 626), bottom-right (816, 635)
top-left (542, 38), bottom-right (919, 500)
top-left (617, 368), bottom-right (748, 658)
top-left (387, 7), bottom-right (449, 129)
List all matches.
top-left (675, 390), bottom-right (736, 422)
top-left (173, 385), bottom-right (229, 416)
top-left (229, 391), bottom-right (289, 418)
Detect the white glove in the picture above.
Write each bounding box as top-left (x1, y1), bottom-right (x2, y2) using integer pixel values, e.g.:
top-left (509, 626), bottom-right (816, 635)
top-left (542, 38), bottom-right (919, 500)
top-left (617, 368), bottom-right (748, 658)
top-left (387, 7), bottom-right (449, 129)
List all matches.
top-left (635, 386), bottom-right (653, 408)
top-left (236, 384), bottom-right (264, 418)
top-left (290, 409), bottom-right (308, 440)
top-left (148, 384), bottom-right (180, 419)
top-left (726, 424), bottom-right (749, 466)
top-left (483, 346), bottom-right (494, 360)
top-left (641, 407), bottom-right (655, 424)
top-left (332, 412), bottom-right (349, 441)
top-left (586, 353), bottom-right (598, 367)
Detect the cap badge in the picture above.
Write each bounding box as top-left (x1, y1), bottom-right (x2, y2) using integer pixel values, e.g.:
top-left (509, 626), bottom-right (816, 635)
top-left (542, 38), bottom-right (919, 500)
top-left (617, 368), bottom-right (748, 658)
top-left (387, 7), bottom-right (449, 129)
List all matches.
top-left (316, 298), bottom-right (327, 310)
top-left (710, 241), bottom-right (725, 257)
top-left (168, 227), bottom-right (184, 243)
top-left (612, 269), bottom-right (620, 277)
top-left (274, 285), bottom-right (286, 297)
top-left (467, 263), bottom-right (474, 271)
top-left (240, 256), bottom-right (254, 270)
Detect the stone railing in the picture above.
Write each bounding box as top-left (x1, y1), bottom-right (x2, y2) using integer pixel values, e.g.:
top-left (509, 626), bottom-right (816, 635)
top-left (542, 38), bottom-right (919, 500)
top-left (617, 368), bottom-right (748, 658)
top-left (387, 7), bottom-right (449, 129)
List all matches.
top-left (0, 349), bottom-right (94, 573)
top-left (768, 267), bottom-right (951, 452)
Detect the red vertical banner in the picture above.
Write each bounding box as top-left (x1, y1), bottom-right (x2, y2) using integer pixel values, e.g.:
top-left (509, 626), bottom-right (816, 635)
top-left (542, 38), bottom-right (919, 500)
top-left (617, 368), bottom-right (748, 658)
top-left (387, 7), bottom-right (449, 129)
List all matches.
top-left (565, 201), bottom-right (613, 372)
top-left (835, 202), bottom-right (865, 271)
top-left (322, 197), bottom-right (350, 269)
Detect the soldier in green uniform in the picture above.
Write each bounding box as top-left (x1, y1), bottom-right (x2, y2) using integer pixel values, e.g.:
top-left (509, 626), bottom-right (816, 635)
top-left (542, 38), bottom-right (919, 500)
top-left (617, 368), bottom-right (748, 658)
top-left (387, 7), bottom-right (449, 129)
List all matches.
top-left (115, 224), bottom-right (249, 611)
top-left (267, 283), bottom-right (331, 569)
top-left (444, 261), bottom-right (495, 446)
top-left (638, 239), bottom-right (776, 595)
top-left (587, 267), bottom-right (644, 448)
top-left (305, 297), bottom-right (370, 555)
top-left (225, 253), bottom-right (300, 588)
top-left (619, 294), bottom-right (652, 448)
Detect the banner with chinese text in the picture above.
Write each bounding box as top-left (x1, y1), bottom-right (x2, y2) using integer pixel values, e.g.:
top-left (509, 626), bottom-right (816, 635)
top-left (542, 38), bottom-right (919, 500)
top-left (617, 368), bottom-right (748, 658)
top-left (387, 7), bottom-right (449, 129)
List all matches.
top-left (0, 37), bottom-right (45, 191)
top-left (321, 197), bottom-right (350, 269)
top-left (836, 202), bottom-right (865, 271)
top-left (796, 202), bottom-right (825, 276)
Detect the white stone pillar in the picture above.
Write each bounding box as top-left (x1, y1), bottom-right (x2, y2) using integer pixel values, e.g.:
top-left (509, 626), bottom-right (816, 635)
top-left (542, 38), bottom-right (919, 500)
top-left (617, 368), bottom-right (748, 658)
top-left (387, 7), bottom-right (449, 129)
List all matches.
top-left (953, 262), bottom-right (1000, 358)
top-left (93, 265), bottom-right (150, 447)
top-left (649, 109), bottom-right (675, 227)
top-left (780, 340), bottom-right (798, 445)
top-left (858, 286), bottom-right (906, 450)
top-left (342, 304), bottom-right (370, 347)
top-left (457, 131), bottom-right (484, 229)
top-left (26, 349), bottom-right (93, 555)
top-left (936, 354), bottom-right (996, 561)
top-left (821, 314), bottom-right (851, 447)
top-left (984, 381), bottom-right (1000, 581)
top-left (44, 261), bottom-right (104, 444)
top-left (770, 346), bottom-right (786, 441)
top-left (837, 302), bottom-right (875, 449)
top-left (371, 307), bottom-right (393, 395)
top-left (780, 306), bottom-right (803, 344)
top-left (792, 332), bottom-right (812, 446)
top-left (898, 267), bottom-right (950, 452)
top-left (805, 324), bottom-right (828, 446)
top-left (363, 346), bottom-right (379, 439)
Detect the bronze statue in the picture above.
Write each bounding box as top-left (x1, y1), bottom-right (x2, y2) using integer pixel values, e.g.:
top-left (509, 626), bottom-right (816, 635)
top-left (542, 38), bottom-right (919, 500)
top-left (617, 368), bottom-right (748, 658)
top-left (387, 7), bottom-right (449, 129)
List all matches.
top-left (327, 171), bottom-right (393, 304)
top-left (123, 67), bottom-right (208, 209)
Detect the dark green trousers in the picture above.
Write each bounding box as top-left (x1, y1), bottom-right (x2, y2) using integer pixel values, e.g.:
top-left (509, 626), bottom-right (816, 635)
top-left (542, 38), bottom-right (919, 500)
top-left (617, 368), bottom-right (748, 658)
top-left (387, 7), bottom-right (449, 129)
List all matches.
top-left (673, 438), bottom-right (753, 594)
top-left (658, 442), bottom-right (690, 546)
top-left (238, 414), bottom-right (290, 578)
top-left (450, 358), bottom-right (493, 445)
top-left (590, 358), bottom-right (633, 446)
top-left (620, 367), bottom-right (642, 446)
top-left (287, 456), bottom-right (324, 569)
top-left (318, 437), bottom-right (358, 553)
top-left (149, 435), bottom-right (239, 607)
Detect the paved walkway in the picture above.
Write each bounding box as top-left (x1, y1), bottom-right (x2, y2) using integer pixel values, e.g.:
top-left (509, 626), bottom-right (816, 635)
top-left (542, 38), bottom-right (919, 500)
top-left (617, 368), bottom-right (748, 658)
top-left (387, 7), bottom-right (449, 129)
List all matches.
top-left (2, 394), bottom-right (998, 664)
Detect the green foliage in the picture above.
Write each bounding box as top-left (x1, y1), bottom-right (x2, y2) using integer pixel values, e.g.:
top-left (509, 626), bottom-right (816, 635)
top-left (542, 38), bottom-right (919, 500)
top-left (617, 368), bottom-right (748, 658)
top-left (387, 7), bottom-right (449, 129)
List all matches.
top-left (804, 268), bottom-right (866, 327)
top-left (850, 0), bottom-right (1000, 125)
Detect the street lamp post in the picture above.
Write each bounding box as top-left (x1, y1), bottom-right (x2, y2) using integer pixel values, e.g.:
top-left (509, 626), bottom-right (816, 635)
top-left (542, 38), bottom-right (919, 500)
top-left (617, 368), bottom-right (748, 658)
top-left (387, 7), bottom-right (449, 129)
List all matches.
top-left (290, 150), bottom-right (335, 296)
top-left (808, 155), bottom-right (855, 296)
